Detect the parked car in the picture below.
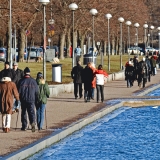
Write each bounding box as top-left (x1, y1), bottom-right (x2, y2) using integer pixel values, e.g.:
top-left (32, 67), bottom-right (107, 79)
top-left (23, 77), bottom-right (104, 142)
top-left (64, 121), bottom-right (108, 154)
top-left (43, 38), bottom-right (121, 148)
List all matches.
top-left (0, 48), bottom-right (7, 62)
top-left (37, 48), bottom-right (43, 57)
top-left (128, 47), bottom-right (144, 55)
top-left (27, 47), bottom-right (40, 58)
top-left (145, 47), bottom-right (156, 53)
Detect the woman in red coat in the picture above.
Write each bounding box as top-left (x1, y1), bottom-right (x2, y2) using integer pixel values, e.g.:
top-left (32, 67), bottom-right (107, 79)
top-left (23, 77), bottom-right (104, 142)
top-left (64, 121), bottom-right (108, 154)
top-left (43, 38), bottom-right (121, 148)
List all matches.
top-left (90, 62), bottom-right (97, 100)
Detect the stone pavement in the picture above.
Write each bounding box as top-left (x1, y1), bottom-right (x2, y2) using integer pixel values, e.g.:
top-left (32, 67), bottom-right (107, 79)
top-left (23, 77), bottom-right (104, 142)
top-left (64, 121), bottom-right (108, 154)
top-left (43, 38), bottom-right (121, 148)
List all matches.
top-left (0, 69), bottom-right (160, 158)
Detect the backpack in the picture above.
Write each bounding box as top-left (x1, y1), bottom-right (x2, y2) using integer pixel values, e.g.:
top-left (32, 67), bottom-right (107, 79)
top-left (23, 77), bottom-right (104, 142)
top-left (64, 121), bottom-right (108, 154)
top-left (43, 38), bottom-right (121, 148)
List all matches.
top-left (37, 84), bottom-right (45, 103)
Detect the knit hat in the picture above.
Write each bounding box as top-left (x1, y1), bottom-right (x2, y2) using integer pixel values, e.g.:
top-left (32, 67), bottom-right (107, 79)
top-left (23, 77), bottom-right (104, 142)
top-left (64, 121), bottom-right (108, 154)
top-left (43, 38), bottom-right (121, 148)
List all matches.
top-left (37, 72), bottom-right (43, 78)
top-left (5, 61), bottom-right (10, 65)
top-left (24, 67), bottom-right (30, 74)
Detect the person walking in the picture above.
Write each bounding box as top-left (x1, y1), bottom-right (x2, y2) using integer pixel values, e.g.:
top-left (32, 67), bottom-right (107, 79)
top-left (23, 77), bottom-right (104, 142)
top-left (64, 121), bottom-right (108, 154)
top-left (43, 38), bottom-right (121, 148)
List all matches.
top-left (71, 60), bottom-right (83, 99)
top-left (125, 61), bottom-right (134, 88)
top-left (94, 64), bottom-right (108, 103)
top-left (82, 62), bottom-right (94, 102)
top-left (12, 62), bottom-right (24, 87)
top-left (0, 77), bottom-right (19, 133)
top-left (18, 67), bottom-right (38, 132)
top-left (90, 62), bottom-right (97, 100)
top-left (74, 46), bottom-right (82, 61)
top-left (0, 61), bottom-right (16, 83)
top-left (138, 57), bottom-right (148, 88)
top-left (35, 72), bottom-right (50, 131)
top-left (12, 62), bottom-right (24, 111)
top-left (150, 55), bottom-right (156, 76)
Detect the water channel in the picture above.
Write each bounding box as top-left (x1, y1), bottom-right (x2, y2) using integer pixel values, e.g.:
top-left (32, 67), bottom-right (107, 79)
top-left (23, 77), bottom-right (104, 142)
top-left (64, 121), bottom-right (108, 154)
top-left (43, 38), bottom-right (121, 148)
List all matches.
top-left (29, 89), bottom-right (160, 160)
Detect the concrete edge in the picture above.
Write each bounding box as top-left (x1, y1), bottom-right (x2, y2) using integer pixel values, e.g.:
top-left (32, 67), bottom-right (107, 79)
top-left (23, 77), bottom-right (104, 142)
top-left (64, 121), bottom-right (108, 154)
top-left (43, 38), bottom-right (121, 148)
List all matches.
top-left (3, 102), bottom-right (123, 160)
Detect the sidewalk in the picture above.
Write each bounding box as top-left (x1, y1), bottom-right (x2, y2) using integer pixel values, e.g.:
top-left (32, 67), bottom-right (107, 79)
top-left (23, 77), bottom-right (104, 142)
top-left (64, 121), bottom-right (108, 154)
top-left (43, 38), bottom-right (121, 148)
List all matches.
top-left (0, 70), bottom-right (160, 158)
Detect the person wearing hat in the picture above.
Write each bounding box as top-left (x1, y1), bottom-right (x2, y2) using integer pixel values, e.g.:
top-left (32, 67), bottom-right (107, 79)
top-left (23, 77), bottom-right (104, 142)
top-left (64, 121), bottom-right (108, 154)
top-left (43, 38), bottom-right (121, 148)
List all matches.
top-left (12, 62), bottom-right (24, 87)
top-left (0, 77), bottom-right (19, 133)
top-left (0, 61), bottom-right (16, 83)
top-left (125, 61), bottom-right (134, 88)
top-left (35, 72), bottom-right (50, 131)
top-left (18, 67), bottom-right (38, 132)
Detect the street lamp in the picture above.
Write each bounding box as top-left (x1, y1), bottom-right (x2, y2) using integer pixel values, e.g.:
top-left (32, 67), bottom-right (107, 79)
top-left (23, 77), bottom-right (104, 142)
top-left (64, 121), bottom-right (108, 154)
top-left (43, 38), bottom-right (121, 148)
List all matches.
top-left (157, 27), bottom-right (160, 54)
top-left (118, 17), bottom-right (124, 70)
top-left (9, 0), bottom-right (12, 67)
top-left (48, 38), bottom-right (51, 48)
top-left (150, 25), bottom-right (155, 53)
top-left (125, 21), bottom-right (132, 60)
top-left (134, 23), bottom-right (140, 56)
top-left (39, 0), bottom-right (50, 80)
top-left (105, 13), bottom-right (112, 71)
top-left (143, 23), bottom-right (148, 55)
top-left (90, 8), bottom-right (98, 64)
top-left (69, 3), bottom-right (78, 68)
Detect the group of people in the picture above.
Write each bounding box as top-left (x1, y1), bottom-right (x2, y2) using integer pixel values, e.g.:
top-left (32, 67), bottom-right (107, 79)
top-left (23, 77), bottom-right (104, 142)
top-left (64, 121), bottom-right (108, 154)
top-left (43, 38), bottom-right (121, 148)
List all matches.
top-left (0, 61), bottom-right (50, 133)
top-left (71, 60), bottom-right (108, 103)
top-left (125, 54), bottom-right (157, 88)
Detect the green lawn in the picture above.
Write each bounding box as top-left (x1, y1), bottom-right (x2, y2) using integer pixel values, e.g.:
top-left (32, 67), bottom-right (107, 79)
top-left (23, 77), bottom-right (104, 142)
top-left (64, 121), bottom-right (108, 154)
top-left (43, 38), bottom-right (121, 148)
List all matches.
top-left (0, 55), bottom-right (142, 84)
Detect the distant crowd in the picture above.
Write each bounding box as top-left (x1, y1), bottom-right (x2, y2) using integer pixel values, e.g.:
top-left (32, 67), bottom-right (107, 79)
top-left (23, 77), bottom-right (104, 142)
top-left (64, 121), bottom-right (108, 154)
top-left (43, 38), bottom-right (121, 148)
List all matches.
top-left (0, 61), bottom-right (50, 133)
top-left (124, 52), bottom-right (159, 88)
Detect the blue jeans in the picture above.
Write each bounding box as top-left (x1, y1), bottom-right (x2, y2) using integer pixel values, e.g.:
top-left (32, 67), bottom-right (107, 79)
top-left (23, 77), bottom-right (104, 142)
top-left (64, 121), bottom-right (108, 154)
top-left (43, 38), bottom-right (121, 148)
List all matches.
top-left (36, 103), bottom-right (46, 130)
top-left (91, 88), bottom-right (95, 99)
top-left (96, 85), bottom-right (104, 102)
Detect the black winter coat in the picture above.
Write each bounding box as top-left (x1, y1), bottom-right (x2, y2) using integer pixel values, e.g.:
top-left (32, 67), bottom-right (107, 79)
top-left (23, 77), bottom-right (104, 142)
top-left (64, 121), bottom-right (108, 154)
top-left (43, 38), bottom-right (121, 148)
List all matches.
top-left (71, 64), bottom-right (83, 83)
top-left (13, 68), bottom-right (24, 86)
top-left (0, 68), bottom-right (16, 83)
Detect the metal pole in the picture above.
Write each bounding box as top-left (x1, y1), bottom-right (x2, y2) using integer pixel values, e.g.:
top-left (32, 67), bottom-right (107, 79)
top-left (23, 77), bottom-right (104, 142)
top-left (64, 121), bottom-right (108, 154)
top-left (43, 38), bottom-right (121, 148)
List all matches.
top-left (72, 10), bottom-right (74, 68)
top-left (120, 22), bottom-right (122, 70)
top-left (136, 27), bottom-right (138, 57)
top-left (144, 28), bottom-right (146, 54)
top-left (159, 33), bottom-right (160, 54)
top-left (108, 18), bottom-right (110, 71)
top-left (9, 0), bottom-right (12, 67)
top-left (151, 30), bottom-right (153, 53)
top-left (128, 26), bottom-right (130, 60)
top-left (92, 15), bottom-right (94, 63)
top-left (43, 5), bottom-right (46, 80)
top-left (14, 25), bottom-right (16, 62)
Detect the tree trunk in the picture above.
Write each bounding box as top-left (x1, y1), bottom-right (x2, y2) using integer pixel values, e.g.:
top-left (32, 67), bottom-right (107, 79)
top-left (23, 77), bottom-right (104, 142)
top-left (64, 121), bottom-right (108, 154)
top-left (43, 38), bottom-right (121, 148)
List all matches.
top-left (19, 29), bottom-right (25, 62)
top-left (111, 34), bottom-right (115, 55)
top-left (104, 41), bottom-right (107, 56)
top-left (59, 33), bottom-right (65, 60)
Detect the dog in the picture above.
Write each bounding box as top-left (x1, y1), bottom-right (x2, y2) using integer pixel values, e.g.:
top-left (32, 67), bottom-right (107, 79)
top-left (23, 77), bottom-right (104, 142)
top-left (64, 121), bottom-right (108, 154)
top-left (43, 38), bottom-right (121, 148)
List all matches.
top-left (52, 57), bottom-right (60, 63)
top-left (35, 56), bottom-right (43, 62)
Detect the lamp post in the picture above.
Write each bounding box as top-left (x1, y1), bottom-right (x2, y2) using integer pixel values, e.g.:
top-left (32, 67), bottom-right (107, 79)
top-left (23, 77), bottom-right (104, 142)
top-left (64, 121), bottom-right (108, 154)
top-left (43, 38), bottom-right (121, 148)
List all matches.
top-left (143, 23), bottom-right (148, 55)
top-left (48, 38), bottom-right (51, 48)
top-left (9, 0), bottom-right (12, 67)
top-left (39, 0), bottom-right (50, 80)
top-left (150, 25), bottom-right (154, 53)
top-left (118, 17), bottom-right (124, 70)
top-left (157, 27), bottom-right (160, 54)
top-left (69, 3), bottom-right (78, 68)
top-left (134, 23), bottom-right (140, 56)
top-left (105, 13), bottom-right (112, 71)
top-left (90, 8), bottom-right (98, 64)
top-left (125, 21), bottom-right (132, 60)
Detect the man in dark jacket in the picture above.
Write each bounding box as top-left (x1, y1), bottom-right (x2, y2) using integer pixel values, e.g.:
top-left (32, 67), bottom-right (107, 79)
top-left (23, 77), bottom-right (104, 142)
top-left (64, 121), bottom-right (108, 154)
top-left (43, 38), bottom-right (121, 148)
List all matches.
top-left (71, 60), bottom-right (83, 99)
top-left (18, 67), bottom-right (38, 132)
top-left (0, 61), bottom-right (16, 82)
top-left (12, 62), bottom-right (24, 87)
top-left (82, 62), bottom-right (94, 102)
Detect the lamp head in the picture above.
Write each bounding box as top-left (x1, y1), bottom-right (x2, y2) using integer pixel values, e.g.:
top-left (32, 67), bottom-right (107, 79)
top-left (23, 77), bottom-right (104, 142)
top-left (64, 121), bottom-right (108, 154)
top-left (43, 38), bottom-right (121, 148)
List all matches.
top-left (39, 0), bottom-right (50, 5)
top-left (134, 23), bottom-right (140, 28)
top-left (150, 25), bottom-right (154, 30)
top-left (157, 27), bottom-right (160, 31)
top-left (90, 9), bottom-right (98, 16)
top-left (118, 17), bottom-right (124, 23)
top-left (125, 21), bottom-right (132, 26)
top-left (69, 3), bottom-right (78, 11)
top-left (143, 24), bottom-right (148, 29)
top-left (105, 13), bottom-right (112, 19)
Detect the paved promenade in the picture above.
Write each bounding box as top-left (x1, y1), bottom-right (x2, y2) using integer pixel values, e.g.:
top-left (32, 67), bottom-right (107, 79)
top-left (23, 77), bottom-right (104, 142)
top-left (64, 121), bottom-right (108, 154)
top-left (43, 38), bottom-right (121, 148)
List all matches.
top-left (0, 69), bottom-right (160, 158)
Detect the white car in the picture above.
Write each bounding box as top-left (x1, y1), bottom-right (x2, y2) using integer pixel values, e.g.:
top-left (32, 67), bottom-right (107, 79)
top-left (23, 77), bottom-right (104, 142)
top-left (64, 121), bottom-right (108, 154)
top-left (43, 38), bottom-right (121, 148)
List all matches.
top-left (145, 47), bottom-right (156, 53)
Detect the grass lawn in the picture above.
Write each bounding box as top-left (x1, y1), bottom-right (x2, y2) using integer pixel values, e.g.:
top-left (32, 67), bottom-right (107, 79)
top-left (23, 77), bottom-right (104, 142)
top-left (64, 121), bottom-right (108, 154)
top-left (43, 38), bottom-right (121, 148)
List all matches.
top-left (0, 54), bottom-right (142, 84)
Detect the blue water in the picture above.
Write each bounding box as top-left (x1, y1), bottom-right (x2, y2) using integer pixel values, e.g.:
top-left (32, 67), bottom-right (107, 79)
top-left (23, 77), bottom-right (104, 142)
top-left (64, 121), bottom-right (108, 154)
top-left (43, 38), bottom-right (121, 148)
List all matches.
top-left (29, 106), bottom-right (160, 160)
top-left (147, 88), bottom-right (160, 96)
